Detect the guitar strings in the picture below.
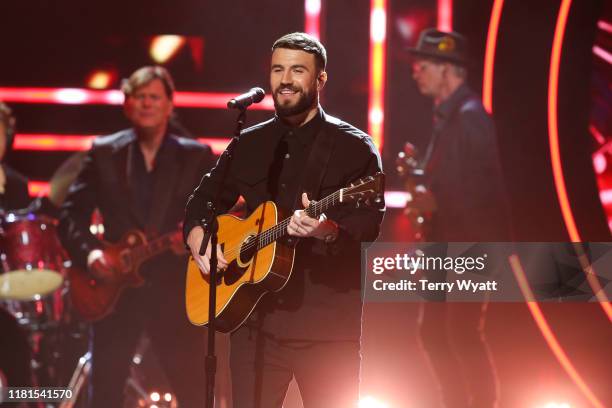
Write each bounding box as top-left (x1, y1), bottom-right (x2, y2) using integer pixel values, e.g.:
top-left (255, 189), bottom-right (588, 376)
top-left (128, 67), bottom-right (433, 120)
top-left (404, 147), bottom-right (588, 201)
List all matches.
top-left (220, 190), bottom-right (341, 260)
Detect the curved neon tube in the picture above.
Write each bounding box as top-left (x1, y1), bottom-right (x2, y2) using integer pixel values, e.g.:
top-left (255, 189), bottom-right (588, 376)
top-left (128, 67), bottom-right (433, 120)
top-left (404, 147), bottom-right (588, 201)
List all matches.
top-left (482, 0), bottom-right (504, 113)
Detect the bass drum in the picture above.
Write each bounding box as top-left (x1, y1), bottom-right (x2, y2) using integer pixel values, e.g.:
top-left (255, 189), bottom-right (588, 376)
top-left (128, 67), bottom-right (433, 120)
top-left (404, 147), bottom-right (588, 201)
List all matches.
top-left (0, 212), bottom-right (66, 299)
top-left (0, 213), bottom-right (68, 329)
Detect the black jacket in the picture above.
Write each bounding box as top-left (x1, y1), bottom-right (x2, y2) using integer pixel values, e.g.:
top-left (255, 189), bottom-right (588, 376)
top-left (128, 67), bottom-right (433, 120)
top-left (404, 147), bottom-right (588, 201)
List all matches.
top-left (59, 129), bottom-right (215, 271)
top-left (184, 109), bottom-right (385, 340)
top-left (426, 84), bottom-right (510, 241)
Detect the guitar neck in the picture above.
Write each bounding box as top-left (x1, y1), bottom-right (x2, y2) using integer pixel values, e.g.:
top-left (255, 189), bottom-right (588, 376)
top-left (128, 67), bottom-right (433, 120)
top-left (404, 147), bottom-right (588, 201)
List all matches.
top-left (257, 189), bottom-right (343, 249)
top-left (130, 232), bottom-right (179, 264)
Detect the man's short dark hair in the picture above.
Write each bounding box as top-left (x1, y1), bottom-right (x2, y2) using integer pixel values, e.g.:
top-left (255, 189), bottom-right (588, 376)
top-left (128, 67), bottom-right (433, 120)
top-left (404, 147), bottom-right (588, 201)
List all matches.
top-left (121, 66), bottom-right (175, 99)
top-left (272, 32), bottom-right (327, 72)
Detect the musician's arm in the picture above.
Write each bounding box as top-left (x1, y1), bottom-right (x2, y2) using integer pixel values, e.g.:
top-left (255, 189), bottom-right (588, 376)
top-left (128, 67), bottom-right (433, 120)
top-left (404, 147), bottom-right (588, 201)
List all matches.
top-left (58, 151), bottom-right (103, 268)
top-left (321, 146), bottom-right (386, 253)
top-left (183, 149), bottom-right (241, 246)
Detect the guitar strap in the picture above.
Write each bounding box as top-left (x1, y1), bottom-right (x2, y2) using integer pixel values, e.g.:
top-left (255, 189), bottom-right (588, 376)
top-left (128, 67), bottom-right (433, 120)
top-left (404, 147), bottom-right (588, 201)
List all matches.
top-left (291, 118), bottom-right (335, 211)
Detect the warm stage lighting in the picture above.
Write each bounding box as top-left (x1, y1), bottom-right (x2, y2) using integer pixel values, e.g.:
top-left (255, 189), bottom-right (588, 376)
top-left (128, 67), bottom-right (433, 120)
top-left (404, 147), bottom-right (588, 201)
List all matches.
top-left (304, 0), bottom-right (322, 39)
top-left (0, 87), bottom-right (274, 110)
top-left (543, 402), bottom-right (572, 408)
top-left (87, 70), bottom-right (115, 89)
top-left (359, 396), bottom-right (389, 408)
top-left (150, 35), bottom-right (186, 64)
top-left (150, 392), bottom-right (160, 402)
top-left (368, 0), bottom-right (387, 151)
top-left (437, 0), bottom-right (453, 31)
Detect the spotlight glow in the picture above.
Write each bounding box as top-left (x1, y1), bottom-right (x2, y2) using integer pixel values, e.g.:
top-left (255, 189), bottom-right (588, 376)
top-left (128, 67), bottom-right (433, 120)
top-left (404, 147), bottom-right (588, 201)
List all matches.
top-left (543, 402), bottom-right (572, 408)
top-left (87, 70), bottom-right (114, 89)
top-left (150, 392), bottom-right (160, 402)
top-left (150, 35), bottom-right (186, 64)
top-left (359, 396), bottom-right (389, 408)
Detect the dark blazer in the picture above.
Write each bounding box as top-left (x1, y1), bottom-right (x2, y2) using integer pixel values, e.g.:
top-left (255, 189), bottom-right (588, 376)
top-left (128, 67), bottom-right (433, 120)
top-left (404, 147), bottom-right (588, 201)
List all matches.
top-left (59, 129), bottom-right (215, 270)
top-left (426, 84), bottom-right (510, 241)
top-left (0, 164), bottom-right (30, 212)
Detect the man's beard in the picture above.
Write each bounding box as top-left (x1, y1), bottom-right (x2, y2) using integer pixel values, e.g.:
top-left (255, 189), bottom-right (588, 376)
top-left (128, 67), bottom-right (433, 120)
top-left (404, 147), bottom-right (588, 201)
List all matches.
top-left (273, 85), bottom-right (317, 118)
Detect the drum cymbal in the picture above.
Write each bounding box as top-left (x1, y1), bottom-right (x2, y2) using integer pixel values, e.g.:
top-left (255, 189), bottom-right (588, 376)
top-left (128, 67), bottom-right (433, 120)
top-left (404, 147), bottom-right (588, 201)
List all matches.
top-left (48, 151), bottom-right (87, 207)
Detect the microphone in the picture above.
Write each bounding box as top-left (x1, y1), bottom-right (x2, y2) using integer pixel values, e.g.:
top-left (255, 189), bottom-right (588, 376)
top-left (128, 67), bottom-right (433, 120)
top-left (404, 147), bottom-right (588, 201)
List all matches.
top-left (227, 87), bottom-right (265, 110)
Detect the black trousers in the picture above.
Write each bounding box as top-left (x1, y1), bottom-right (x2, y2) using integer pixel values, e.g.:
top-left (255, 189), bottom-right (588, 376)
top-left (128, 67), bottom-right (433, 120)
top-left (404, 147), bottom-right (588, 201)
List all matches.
top-left (89, 280), bottom-right (206, 408)
top-left (418, 302), bottom-right (498, 408)
top-left (230, 325), bottom-right (360, 408)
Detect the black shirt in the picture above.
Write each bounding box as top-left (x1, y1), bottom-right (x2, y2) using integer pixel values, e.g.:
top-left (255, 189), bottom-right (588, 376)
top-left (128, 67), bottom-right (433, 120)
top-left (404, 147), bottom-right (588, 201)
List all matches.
top-left (129, 136), bottom-right (174, 225)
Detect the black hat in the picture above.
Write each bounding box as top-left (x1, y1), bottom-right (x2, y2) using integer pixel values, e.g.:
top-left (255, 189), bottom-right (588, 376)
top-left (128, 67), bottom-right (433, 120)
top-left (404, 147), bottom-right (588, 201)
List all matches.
top-left (407, 28), bottom-right (468, 65)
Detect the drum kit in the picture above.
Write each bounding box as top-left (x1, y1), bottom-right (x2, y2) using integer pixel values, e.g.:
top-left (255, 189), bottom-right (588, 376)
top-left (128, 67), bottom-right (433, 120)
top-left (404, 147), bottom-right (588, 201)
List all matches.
top-left (0, 153), bottom-right (179, 408)
top-left (0, 152), bottom-right (91, 407)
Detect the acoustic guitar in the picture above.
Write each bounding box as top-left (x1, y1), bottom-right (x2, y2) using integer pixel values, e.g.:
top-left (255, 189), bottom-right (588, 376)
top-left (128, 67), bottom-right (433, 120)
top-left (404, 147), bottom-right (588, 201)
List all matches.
top-left (69, 229), bottom-right (185, 321)
top-left (185, 172), bottom-right (385, 333)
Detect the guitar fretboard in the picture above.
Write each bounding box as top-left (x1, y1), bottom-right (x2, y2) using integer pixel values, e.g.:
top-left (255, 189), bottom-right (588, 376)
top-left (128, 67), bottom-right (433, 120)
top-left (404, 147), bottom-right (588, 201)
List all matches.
top-left (130, 233), bottom-right (178, 263)
top-left (255, 189), bottom-right (343, 249)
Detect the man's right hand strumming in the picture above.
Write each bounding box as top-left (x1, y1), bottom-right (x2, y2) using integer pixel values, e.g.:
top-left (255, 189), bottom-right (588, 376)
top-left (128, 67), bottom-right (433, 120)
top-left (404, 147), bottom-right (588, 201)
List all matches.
top-left (187, 226), bottom-right (228, 275)
top-left (87, 249), bottom-right (115, 281)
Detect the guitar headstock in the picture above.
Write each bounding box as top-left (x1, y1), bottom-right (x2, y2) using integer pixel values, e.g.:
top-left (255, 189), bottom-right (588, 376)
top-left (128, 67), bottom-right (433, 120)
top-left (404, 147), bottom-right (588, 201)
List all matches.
top-left (341, 172), bottom-right (385, 207)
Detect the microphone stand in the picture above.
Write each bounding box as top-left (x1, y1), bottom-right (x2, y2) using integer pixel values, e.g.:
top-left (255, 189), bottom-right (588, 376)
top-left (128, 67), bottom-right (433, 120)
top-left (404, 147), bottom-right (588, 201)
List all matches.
top-left (200, 106), bottom-right (247, 408)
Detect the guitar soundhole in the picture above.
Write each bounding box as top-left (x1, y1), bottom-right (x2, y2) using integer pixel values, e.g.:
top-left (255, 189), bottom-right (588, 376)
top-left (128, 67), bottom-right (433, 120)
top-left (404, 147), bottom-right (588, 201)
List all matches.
top-left (238, 235), bottom-right (257, 265)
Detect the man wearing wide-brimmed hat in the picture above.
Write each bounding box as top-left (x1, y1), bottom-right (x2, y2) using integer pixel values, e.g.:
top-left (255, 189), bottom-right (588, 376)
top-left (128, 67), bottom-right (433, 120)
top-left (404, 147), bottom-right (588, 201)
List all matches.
top-left (407, 28), bottom-right (510, 408)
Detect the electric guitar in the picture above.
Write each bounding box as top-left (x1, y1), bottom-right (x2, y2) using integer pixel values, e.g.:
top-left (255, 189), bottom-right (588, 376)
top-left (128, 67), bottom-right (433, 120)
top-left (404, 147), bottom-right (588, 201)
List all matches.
top-left (185, 172), bottom-right (385, 333)
top-left (69, 229), bottom-right (186, 321)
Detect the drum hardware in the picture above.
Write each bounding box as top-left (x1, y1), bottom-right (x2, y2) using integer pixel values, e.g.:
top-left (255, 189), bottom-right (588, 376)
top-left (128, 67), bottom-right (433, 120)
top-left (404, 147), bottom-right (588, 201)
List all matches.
top-left (58, 351), bottom-right (91, 408)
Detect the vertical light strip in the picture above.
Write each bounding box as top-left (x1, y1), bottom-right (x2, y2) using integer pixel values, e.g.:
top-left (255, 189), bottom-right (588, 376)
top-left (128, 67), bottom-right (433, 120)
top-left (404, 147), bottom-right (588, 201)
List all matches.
top-left (437, 0), bottom-right (453, 32)
top-left (482, 0), bottom-right (505, 113)
top-left (509, 255), bottom-right (606, 408)
top-left (304, 0), bottom-right (322, 39)
top-left (548, 0), bottom-right (612, 320)
top-left (368, 0), bottom-right (387, 151)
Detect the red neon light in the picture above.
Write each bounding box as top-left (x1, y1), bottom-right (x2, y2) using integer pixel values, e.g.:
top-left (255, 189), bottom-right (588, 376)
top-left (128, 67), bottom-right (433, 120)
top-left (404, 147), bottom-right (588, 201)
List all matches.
top-left (589, 125), bottom-right (606, 146)
top-left (593, 45), bottom-right (612, 65)
top-left (548, 0), bottom-right (612, 320)
top-left (548, 0), bottom-right (579, 243)
top-left (509, 255), bottom-right (606, 408)
top-left (598, 20), bottom-right (612, 34)
top-left (0, 87), bottom-right (274, 110)
top-left (482, 0), bottom-right (504, 114)
top-left (437, 0), bottom-right (453, 32)
top-left (368, 0), bottom-right (387, 151)
top-left (14, 134), bottom-right (231, 155)
top-left (27, 177), bottom-right (408, 208)
top-left (304, 0), bottom-right (322, 39)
